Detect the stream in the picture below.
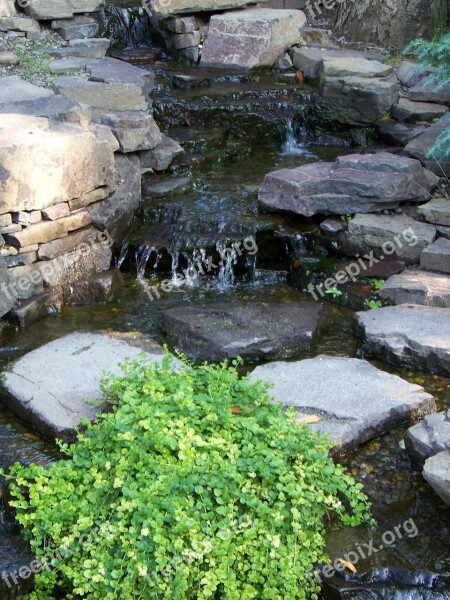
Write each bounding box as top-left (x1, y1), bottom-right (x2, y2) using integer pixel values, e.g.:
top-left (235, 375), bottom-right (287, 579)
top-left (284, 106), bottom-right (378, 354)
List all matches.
top-left (0, 2), bottom-right (449, 598)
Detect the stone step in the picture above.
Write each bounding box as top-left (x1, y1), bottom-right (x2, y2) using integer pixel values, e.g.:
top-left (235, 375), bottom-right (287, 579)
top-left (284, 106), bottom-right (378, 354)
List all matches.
top-left (391, 97), bottom-right (448, 123)
top-left (250, 355), bottom-right (435, 456)
top-left (380, 269), bottom-right (450, 306)
top-left (418, 197), bottom-right (450, 227)
top-left (355, 304), bottom-right (450, 375)
top-left (51, 15), bottom-right (98, 40)
top-left (420, 237), bottom-right (450, 274)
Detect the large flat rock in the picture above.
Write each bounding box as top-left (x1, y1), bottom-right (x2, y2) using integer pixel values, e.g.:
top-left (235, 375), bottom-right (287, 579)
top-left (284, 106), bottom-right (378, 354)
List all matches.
top-left (0, 95), bottom-right (91, 127)
top-left (250, 355), bottom-right (435, 455)
top-left (0, 75), bottom-right (53, 106)
top-left (152, 0), bottom-right (264, 16)
top-left (200, 9), bottom-right (306, 69)
top-left (259, 152), bottom-right (437, 217)
top-left (380, 270), bottom-right (450, 307)
top-left (355, 304), bottom-right (450, 376)
top-left (406, 410), bottom-right (450, 466)
top-left (0, 113), bottom-right (115, 214)
top-left (26, 0), bottom-right (103, 20)
top-left (1, 332), bottom-right (177, 442)
top-left (423, 451), bottom-right (450, 505)
top-left (159, 301), bottom-right (324, 362)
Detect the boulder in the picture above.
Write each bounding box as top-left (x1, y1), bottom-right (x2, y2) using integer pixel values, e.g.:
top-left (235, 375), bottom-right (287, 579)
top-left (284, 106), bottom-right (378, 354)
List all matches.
top-left (0, 114), bottom-right (115, 214)
top-left (355, 304), bottom-right (450, 376)
top-left (200, 9), bottom-right (306, 70)
top-left (152, 0), bottom-right (266, 17)
top-left (404, 114), bottom-right (450, 176)
top-left (250, 355), bottom-right (435, 455)
top-left (1, 332), bottom-right (177, 441)
top-left (391, 98), bottom-right (448, 123)
top-left (62, 267), bottom-right (123, 305)
top-left (27, 0), bottom-right (103, 20)
top-left (6, 288), bottom-right (62, 328)
top-left (345, 213), bottom-right (436, 264)
top-left (92, 110), bottom-right (162, 153)
top-left (258, 152), bottom-right (438, 217)
top-left (420, 237), bottom-right (450, 274)
top-left (0, 256), bottom-right (14, 317)
top-left (159, 301), bottom-right (324, 362)
top-left (380, 270), bottom-right (450, 307)
top-left (0, 75), bottom-right (53, 106)
top-left (423, 451), bottom-right (450, 505)
top-left (406, 411), bottom-right (450, 466)
top-left (140, 134), bottom-right (184, 171)
top-left (418, 197), bottom-right (450, 227)
top-left (88, 153), bottom-right (141, 246)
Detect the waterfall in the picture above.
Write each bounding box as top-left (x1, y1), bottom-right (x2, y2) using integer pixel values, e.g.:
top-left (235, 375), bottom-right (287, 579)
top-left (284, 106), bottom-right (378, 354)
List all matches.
top-left (281, 119), bottom-right (316, 157)
top-left (99, 3), bottom-right (155, 49)
top-left (216, 241), bottom-right (238, 292)
top-left (136, 245), bottom-right (156, 279)
top-left (116, 241), bottom-right (129, 269)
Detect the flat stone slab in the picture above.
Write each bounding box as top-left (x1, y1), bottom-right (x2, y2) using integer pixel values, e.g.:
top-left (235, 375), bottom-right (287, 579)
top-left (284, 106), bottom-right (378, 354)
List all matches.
top-left (143, 175), bottom-right (192, 198)
top-left (27, 0), bottom-right (102, 19)
top-left (321, 56), bottom-right (393, 79)
top-left (380, 269), bottom-right (450, 306)
top-left (290, 47), bottom-right (385, 81)
top-left (259, 152), bottom-right (438, 217)
top-left (1, 332), bottom-right (179, 442)
top-left (355, 304), bottom-right (450, 376)
top-left (420, 237), bottom-right (450, 274)
top-left (200, 9), bottom-right (306, 69)
top-left (152, 0), bottom-right (263, 16)
top-left (423, 451), bottom-right (450, 505)
top-left (159, 301), bottom-right (324, 362)
top-left (250, 355), bottom-right (435, 455)
top-left (0, 75), bottom-right (53, 106)
top-left (406, 410), bottom-right (450, 466)
top-left (391, 98), bottom-right (448, 123)
top-left (404, 114), bottom-right (450, 176)
top-left (0, 95), bottom-right (91, 127)
top-left (418, 197), bottom-right (450, 227)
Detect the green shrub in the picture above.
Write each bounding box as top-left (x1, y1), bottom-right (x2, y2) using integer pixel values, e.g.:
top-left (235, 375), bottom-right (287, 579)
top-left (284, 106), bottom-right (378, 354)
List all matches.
top-left (3, 355), bottom-right (372, 599)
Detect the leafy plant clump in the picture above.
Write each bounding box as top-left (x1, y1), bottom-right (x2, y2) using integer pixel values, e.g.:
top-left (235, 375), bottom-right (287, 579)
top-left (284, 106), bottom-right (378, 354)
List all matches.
top-left (3, 355), bottom-right (372, 600)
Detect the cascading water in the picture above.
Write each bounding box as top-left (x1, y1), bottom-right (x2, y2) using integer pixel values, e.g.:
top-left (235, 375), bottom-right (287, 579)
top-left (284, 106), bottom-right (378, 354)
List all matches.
top-left (99, 3), bottom-right (155, 49)
top-left (281, 118), bottom-right (316, 158)
top-left (216, 241), bottom-right (238, 292)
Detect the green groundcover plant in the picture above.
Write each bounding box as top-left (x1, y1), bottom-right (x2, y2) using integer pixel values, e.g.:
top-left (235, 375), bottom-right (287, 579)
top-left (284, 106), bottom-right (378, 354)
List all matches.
top-left (2, 355), bottom-right (373, 599)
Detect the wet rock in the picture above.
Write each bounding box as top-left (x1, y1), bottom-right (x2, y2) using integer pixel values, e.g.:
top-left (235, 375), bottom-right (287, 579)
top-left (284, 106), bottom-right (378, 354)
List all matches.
top-left (391, 98), bottom-right (448, 123)
top-left (345, 213), bottom-right (436, 264)
top-left (319, 217), bottom-right (346, 236)
top-left (406, 411), bottom-right (450, 466)
top-left (418, 197), bottom-right (450, 227)
top-left (26, 0), bottom-right (103, 19)
top-left (259, 152), bottom-right (438, 217)
top-left (250, 355), bottom-right (435, 455)
top-left (0, 256), bottom-right (14, 317)
top-left (92, 110), bottom-right (162, 153)
top-left (375, 119), bottom-right (426, 146)
top-left (380, 270), bottom-right (450, 307)
top-left (0, 95), bottom-right (91, 127)
top-left (355, 304), bottom-right (450, 376)
top-left (6, 287), bottom-right (62, 328)
top-left (420, 237), bottom-right (450, 274)
top-left (51, 15), bottom-right (98, 40)
top-left (0, 75), bottom-right (53, 106)
top-left (88, 153), bottom-right (141, 246)
top-left (159, 301), bottom-right (324, 362)
top-left (140, 134), bottom-right (184, 171)
top-left (1, 332), bottom-right (176, 442)
top-left (274, 52), bottom-right (292, 70)
top-left (0, 113), bottom-right (115, 215)
top-left (162, 16), bottom-right (199, 33)
top-left (62, 267), bottom-right (123, 305)
top-left (404, 114), bottom-right (450, 176)
top-left (423, 451), bottom-right (450, 505)
top-left (200, 9), bottom-right (306, 70)
top-left (143, 175), bottom-right (192, 198)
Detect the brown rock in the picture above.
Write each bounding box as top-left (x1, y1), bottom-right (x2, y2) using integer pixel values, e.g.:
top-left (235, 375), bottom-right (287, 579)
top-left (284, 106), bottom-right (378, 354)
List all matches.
top-left (42, 203), bottom-right (70, 220)
top-left (62, 268), bottom-right (123, 305)
top-left (5, 221), bottom-right (67, 248)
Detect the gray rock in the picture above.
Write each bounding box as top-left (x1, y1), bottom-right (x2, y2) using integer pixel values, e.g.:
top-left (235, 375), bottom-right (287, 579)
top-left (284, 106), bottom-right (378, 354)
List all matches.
top-left (418, 197), bottom-right (450, 227)
top-left (88, 153), bottom-right (141, 246)
top-left (396, 61), bottom-right (431, 88)
top-left (0, 0), bottom-right (15, 17)
top-left (423, 451), bottom-right (450, 505)
top-left (140, 134), bottom-right (184, 171)
top-left (375, 119), bottom-right (427, 146)
top-left (200, 9), bottom-right (306, 69)
top-left (27, 0), bottom-right (103, 19)
top-left (37, 225), bottom-right (104, 260)
top-left (319, 217), bottom-right (346, 236)
top-left (92, 110), bottom-right (162, 153)
top-left (51, 15), bottom-right (98, 40)
top-left (420, 237), bottom-right (450, 274)
top-left (159, 301), bottom-right (324, 362)
top-left (1, 332), bottom-right (177, 441)
top-left (321, 56), bottom-right (393, 79)
top-left (0, 75), bottom-right (53, 106)
top-left (405, 411), bottom-right (450, 466)
top-left (162, 16), bottom-right (199, 33)
top-left (409, 78), bottom-right (450, 106)
top-left (7, 287), bottom-right (62, 328)
top-left (300, 27), bottom-right (337, 49)
top-left (355, 304), bottom-right (450, 375)
top-left (62, 267), bottom-right (123, 305)
top-left (437, 225), bottom-right (450, 240)
top-left (0, 256), bottom-right (14, 317)
top-left (380, 270), bottom-right (450, 307)
top-left (169, 31), bottom-right (201, 50)
top-left (7, 264), bottom-right (43, 300)
top-left (345, 213), bottom-right (436, 264)
top-left (49, 57), bottom-right (89, 74)
top-left (274, 52), bottom-right (293, 70)
top-left (152, 0), bottom-right (267, 17)
top-left (48, 38), bottom-right (109, 59)
top-left (259, 152), bottom-right (438, 217)
top-left (250, 355), bottom-right (435, 455)
top-left (289, 47), bottom-right (385, 81)
top-left (0, 95), bottom-right (91, 127)
top-left (391, 98), bottom-right (448, 123)
top-left (143, 175), bottom-right (192, 198)
top-left (404, 114), bottom-right (450, 176)
top-left (0, 16), bottom-right (40, 32)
